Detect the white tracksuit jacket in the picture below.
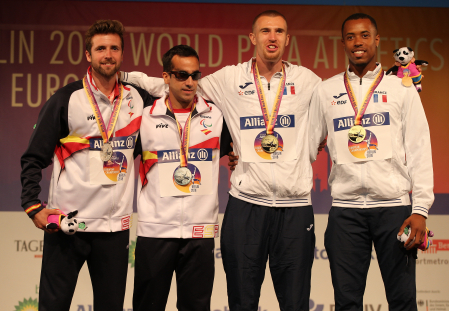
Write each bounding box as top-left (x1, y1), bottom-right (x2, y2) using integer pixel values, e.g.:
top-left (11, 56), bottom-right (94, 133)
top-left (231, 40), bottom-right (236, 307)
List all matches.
top-left (137, 95), bottom-right (222, 238)
top-left (122, 59), bottom-right (321, 207)
top-left (21, 68), bottom-right (154, 231)
top-left (308, 64), bottom-right (433, 217)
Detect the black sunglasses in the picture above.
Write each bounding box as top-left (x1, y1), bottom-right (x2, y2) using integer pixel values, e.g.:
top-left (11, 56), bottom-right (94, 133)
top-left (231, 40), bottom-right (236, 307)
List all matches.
top-left (169, 71), bottom-right (202, 81)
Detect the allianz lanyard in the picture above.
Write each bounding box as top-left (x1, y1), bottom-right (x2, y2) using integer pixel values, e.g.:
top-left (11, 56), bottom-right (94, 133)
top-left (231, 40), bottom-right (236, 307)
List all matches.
top-left (83, 76), bottom-right (123, 145)
top-left (252, 59), bottom-right (286, 135)
top-left (344, 68), bottom-right (384, 126)
top-left (165, 96), bottom-right (198, 168)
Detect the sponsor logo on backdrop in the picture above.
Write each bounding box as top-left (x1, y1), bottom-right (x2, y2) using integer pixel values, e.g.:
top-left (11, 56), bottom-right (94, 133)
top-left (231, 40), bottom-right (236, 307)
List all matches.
top-left (416, 300), bottom-right (449, 311)
top-left (14, 297), bottom-right (38, 311)
top-left (14, 240), bottom-right (43, 258)
top-left (417, 239), bottom-right (449, 265)
top-left (212, 307), bottom-right (267, 311)
top-left (310, 299), bottom-right (325, 311)
top-left (128, 238), bottom-right (137, 268)
top-left (76, 305), bottom-right (133, 311)
top-left (313, 247), bottom-right (376, 260)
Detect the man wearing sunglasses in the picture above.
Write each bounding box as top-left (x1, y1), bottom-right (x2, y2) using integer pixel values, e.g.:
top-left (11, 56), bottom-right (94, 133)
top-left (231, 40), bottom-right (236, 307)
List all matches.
top-left (133, 45), bottom-right (225, 311)
top-left (122, 10), bottom-right (321, 311)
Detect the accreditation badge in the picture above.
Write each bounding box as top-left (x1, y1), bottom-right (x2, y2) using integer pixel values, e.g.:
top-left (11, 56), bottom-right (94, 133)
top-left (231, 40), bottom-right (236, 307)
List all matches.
top-left (89, 136), bottom-right (135, 184)
top-left (158, 148), bottom-right (213, 197)
top-left (333, 112), bottom-right (392, 164)
top-left (240, 115), bottom-right (296, 162)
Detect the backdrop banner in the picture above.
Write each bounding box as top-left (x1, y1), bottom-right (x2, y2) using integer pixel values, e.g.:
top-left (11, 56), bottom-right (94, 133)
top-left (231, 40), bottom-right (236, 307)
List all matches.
top-left (1, 1), bottom-right (448, 310)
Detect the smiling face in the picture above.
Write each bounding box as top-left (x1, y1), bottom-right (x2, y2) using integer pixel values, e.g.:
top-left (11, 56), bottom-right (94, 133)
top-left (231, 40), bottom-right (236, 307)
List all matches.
top-left (341, 18), bottom-right (379, 76)
top-left (163, 55), bottom-right (199, 109)
top-left (250, 15), bottom-right (290, 64)
top-left (85, 33), bottom-right (123, 79)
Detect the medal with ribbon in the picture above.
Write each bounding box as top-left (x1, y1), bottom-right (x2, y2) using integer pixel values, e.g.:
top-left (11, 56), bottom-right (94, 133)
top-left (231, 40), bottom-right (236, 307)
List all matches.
top-left (83, 75), bottom-right (123, 161)
top-left (252, 59), bottom-right (286, 153)
top-left (165, 96), bottom-right (197, 186)
top-left (344, 68), bottom-right (384, 144)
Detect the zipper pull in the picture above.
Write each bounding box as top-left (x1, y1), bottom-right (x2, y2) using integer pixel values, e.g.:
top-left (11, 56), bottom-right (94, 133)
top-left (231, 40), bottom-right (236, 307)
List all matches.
top-left (268, 82), bottom-right (270, 91)
top-left (360, 78), bottom-right (362, 85)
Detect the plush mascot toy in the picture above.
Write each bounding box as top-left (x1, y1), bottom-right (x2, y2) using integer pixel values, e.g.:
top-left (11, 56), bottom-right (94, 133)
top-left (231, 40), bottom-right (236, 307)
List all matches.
top-left (397, 226), bottom-right (434, 251)
top-left (386, 47), bottom-right (428, 92)
top-left (43, 203), bottom-right (87, 235)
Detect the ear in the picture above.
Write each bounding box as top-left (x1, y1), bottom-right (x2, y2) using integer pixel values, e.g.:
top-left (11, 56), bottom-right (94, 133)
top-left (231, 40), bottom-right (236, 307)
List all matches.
top-left (374, 33), bottom-right (380, 47)
top-left (162, 72), bottom-right (170, 85)
top-left (393, 49), bottom-right (399, 54)
top-left (285, 33), bottom-right (290, 47)
top-left (85, 50), bottom-right (92, 63)
top-left (249, 32), bottom-right (256, 46)
top-left (407, 47), bottom-right (414, 52)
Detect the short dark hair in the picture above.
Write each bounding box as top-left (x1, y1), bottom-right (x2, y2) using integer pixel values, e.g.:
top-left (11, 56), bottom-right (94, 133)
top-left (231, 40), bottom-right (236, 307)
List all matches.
top-left (252, 10), bottom-right (287, 32)
top-left (341, 13), bottom-right (378, 37)
top-left (162, 45), bottom-right (200, 72)
top-left (85, 20), bottom-right (124, 55)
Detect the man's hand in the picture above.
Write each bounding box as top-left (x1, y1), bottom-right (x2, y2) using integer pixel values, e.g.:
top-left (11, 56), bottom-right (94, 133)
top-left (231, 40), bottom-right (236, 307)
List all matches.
top-left (228, 142), bottom-right (239, 171)
top-left (318, 139), bottom-right (327, 154)
top-left (31, 208), bottom-right (61, 234)
top-left (398, 214), bottom-right (427, 250)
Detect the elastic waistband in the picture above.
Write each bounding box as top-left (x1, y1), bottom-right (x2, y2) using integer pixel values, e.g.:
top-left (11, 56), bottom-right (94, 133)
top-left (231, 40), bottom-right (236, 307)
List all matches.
top-left (332, 193), bottom-right (410, 208)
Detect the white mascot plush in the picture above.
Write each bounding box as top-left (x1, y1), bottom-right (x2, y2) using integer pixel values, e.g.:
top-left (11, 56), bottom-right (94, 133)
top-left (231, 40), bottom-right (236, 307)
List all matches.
top-left (46, 207), bottom-right (87, 235)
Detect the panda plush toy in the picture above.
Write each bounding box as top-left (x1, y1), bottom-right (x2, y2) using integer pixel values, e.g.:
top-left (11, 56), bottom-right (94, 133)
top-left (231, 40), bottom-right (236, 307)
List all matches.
top-left (44, 203), bottom-right (87, 235)
top-left (386, 47), bottom-right (428, 92)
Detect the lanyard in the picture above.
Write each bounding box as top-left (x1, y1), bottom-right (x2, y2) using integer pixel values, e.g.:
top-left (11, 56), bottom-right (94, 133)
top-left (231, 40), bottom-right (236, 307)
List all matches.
top-left (165, 96), bottom-right (198, 167)
top-left (344, 68), bottom-right (384, 126)
top-left (83, 76), bottom-right (123, 145)
top-left (252, 59), bottom-right (286, 135)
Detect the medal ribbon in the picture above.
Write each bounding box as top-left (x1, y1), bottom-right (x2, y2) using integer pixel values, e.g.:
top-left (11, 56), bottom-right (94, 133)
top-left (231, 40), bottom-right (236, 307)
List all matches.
top-left (344, 68), bottom-right (384, 126)
top-left (252, 59), bottom-right (286, 135)
top-left (165, 96), bottom-right (198, 167)
top-left (83, 76), bottom-right (124, 145)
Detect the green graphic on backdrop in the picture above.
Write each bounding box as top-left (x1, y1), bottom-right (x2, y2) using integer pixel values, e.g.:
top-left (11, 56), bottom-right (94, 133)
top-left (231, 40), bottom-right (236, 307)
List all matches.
top-left (14, 298), bottom-right (38, 311)
top-left (128, 239), bottom-right (137, 268)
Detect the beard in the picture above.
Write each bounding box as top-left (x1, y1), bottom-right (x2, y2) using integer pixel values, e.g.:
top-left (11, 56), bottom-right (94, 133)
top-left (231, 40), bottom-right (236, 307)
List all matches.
top-left (92, 59), bottom-right (120, 79)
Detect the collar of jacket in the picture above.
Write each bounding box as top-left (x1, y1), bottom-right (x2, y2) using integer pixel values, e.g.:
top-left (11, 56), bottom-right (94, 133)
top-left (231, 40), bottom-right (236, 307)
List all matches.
top-left (150, 94), bottom-right (212, 120)
top-left (345, 63), bottom-right (383, 81)
top-left (246, 58), bottom-right (292, 77)
top-left (86, 66), bottom-right (130, 99)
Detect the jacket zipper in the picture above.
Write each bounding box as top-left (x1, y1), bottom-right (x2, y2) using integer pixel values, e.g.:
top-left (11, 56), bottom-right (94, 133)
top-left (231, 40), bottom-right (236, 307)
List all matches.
top-left (180, 197), bottom-right (184, 238)
top-left (270, 163), bottom-right (277, 206)
top-left (265, 77), bottom-right (276, 205)
top-left (166, 105), bottom-right (209, 238)
top-left (358, 77), bottom-right (367, 207)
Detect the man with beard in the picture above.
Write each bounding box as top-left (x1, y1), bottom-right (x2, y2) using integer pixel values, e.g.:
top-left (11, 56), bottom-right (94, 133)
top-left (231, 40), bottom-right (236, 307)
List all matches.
top-left (20, 20), bottom-right (153, 311)
top-left (121, 10), bottom-right (321, 311)
top-left (309, 13), bottom-right (432, 310)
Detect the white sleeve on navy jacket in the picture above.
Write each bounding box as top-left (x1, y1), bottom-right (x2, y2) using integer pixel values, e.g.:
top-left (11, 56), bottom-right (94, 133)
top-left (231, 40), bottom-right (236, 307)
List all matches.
top-left (308, 64), bottom-right (433, 217)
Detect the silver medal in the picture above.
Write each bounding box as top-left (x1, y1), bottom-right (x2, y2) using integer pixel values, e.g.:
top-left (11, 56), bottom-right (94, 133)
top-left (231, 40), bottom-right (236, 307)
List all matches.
top-left (100, 142), bottom-right (113, 161)
top-left (173, 167), bottom-right (192, 186)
